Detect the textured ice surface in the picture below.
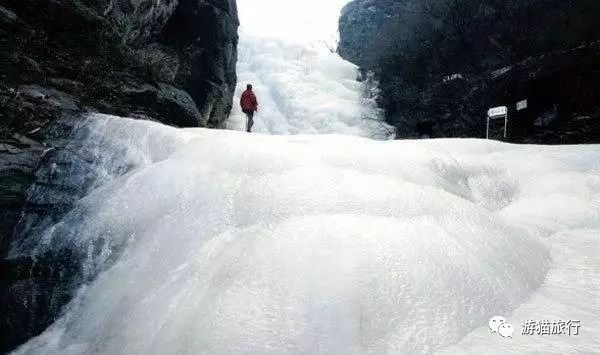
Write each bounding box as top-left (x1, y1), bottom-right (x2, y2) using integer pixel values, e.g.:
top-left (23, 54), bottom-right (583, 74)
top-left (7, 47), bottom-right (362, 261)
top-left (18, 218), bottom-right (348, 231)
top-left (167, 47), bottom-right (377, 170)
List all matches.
top-left (227, 0), bottom-right (393, 138)
top-left (13, 115), bottom-right (600, 354)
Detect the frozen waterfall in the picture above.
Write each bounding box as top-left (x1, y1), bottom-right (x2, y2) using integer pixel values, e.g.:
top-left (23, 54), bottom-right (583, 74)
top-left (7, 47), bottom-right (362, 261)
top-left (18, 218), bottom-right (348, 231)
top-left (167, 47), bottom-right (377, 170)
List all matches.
top-left (12, 115), bottom-right (600, 354)
top-left (10, 0), bottom-right (600, 353)
top-left (226, 0), bottom-right (394, 138)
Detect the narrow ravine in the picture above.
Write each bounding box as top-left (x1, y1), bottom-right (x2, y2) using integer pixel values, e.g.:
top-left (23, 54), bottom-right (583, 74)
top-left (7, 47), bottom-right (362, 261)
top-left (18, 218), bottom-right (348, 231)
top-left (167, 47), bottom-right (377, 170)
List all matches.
top-left (227, 0), bottom-right (393, 138)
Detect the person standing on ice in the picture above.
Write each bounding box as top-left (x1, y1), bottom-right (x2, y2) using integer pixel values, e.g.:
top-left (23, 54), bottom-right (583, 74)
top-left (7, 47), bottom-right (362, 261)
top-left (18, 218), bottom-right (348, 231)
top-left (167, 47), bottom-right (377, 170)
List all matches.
top-left (240, 84), bottom-right (259, 132)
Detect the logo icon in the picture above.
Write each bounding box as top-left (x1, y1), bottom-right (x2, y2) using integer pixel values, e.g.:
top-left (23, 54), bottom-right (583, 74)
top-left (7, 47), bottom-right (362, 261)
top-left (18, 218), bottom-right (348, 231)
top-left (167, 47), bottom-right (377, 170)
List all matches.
top-left (489, 316), bottom-right (514, 338)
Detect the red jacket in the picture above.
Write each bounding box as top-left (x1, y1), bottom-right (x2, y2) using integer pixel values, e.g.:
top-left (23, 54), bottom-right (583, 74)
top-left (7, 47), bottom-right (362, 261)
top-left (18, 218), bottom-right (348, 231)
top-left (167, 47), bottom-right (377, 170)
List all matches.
top-left (240, 90), bottom-right (258, 112)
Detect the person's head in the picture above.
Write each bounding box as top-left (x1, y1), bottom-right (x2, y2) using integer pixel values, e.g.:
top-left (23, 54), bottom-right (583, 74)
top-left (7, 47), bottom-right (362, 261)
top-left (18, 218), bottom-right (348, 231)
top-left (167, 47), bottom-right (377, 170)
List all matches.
top-left (246, 84), bottom-right (253, 91)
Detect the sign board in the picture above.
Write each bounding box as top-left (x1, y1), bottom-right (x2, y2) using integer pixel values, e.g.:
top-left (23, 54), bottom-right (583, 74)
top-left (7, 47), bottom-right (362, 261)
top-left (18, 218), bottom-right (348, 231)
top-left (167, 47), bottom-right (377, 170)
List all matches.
top-left (486, 106), bottom-right (509, 140)
top-left (516, 99), bottom-right (528, 111)
top-left (488, 106), bottom-right (508, 118)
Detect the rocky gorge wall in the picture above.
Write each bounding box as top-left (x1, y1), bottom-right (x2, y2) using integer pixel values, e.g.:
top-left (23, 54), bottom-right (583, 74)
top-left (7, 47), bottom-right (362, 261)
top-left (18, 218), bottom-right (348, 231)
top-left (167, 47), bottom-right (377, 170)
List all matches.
top-left (338, 0), bottom-right (600, 142)
top-left (0, 0), bottom-right (239, 351)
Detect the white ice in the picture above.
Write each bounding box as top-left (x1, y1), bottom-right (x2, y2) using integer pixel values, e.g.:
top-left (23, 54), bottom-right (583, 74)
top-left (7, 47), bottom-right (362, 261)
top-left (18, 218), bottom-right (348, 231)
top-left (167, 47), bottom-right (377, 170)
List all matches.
top-left (226, 0), bottom-right (394, 138)
top-left (13, 115), bottom-right (600, 354)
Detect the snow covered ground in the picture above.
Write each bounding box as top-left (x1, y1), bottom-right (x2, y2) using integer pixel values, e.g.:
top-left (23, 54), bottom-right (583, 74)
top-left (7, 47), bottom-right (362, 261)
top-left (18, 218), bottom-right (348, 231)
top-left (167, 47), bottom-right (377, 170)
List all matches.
top-left (13, 115), bottom-right (600, 354)
top-left (227, 0), bottom-right (393, 138)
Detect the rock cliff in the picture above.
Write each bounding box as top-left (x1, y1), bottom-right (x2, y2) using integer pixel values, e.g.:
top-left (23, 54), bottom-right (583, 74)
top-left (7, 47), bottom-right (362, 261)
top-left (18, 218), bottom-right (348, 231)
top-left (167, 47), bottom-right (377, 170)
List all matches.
top-left (338, 0), bottom-right (600, 142)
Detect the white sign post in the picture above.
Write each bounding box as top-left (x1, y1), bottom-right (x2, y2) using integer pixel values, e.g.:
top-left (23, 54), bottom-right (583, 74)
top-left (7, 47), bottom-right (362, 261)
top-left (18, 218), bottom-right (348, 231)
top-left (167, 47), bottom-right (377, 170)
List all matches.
top-left (486, 106), bottom-right (508, 139)
top-left (487, 106), bottom-right (507, 118)
top-left (516, 99), bottom-right (528, 111)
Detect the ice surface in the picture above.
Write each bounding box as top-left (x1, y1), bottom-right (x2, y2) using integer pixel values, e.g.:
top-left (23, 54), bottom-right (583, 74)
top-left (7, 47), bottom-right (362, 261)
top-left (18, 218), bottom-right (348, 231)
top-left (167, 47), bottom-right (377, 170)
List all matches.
top-left (227, 0), bottom-right (393, 138)
top-left (13, 115), bottom-right (600, 354)
top-left (438, 229), bottom-right (600, 354)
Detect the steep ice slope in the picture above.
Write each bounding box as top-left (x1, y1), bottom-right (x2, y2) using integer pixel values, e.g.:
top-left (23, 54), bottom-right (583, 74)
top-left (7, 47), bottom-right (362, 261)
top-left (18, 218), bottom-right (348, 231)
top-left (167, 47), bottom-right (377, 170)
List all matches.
top-left (227, 0), bottom-right (393, 138)
top-left (13, 115), bottom-right (600, 354)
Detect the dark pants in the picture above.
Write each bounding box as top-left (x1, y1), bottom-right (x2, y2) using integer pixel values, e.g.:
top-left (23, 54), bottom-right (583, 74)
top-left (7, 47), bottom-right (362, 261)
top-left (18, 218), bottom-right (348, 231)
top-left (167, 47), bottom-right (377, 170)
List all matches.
top-left (243, 110), bottom-right (254, 132)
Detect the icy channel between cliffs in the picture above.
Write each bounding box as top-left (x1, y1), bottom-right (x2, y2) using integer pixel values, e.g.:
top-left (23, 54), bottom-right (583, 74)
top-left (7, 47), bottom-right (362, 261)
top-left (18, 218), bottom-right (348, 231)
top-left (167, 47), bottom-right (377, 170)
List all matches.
top-left (227, 0), bottom-right (394, 138)
top-left (13, 115), bottom-right (600, 354)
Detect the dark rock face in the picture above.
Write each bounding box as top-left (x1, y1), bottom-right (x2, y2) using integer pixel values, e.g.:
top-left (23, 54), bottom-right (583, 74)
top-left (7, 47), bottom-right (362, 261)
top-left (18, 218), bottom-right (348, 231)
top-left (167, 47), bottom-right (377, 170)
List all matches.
top-left (1, 0), bottom-right (239, 128)
top-left (0, 135), bottom-right (45, 257)
top-left (338, 0), bottom-right (600, 143)
top-left (162, 0), bottom-right (239, 127)
top-left (338, 0), bottom-right (402, 69)
top-left (0, 0), bottom-right (239, 352)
